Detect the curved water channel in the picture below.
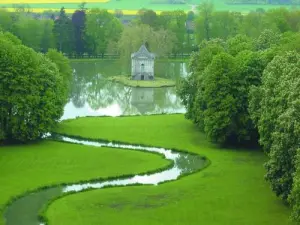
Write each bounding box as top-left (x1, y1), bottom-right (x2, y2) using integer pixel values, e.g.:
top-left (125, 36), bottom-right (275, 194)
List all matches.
top-left (4, 134), bottom-right (208, 225)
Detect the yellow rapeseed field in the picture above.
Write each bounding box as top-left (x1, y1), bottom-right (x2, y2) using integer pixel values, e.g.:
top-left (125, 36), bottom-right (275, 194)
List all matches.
top-left (5, 8), bottom-right (163, 15)
top-left (1, 0), bottom-right (109, 2)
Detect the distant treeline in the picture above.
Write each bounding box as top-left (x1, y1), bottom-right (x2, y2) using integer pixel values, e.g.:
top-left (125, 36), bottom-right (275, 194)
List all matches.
top-left (226, 0), bottom-right (299, 4)
top-left (0, 7), bottom-right (196, 58)
top-left (1, 4), bottom-right (300, 58)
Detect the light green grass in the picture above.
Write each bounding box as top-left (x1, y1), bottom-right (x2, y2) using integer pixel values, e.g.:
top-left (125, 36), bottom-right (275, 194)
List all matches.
top-left (108, 76), bottom-right (176, 88)
top-left (48, 114), bottom-right (294, 225)
top-left (0, 0), bottom-right (298, 13)
top-left (0, 140), bottom-right (170, 225)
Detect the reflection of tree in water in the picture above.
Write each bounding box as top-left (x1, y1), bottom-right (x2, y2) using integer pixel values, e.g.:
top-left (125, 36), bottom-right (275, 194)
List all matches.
top-left (86, 76), bottom-right (114, 110)
top-left (152, 88), bottom-right (184, 114)
top-left (70, 65), bottom-right (136, 113)
top-left (71, 68), bottom-right (86, 108)
top-left (155, 61), bottom-right (183, 79)
top-left (175, 154), bottom-right (206, 175)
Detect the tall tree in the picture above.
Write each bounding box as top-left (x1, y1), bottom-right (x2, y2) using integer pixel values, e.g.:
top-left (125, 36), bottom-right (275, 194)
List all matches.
top-left (177, 38), bottom-right (226, 124)
top-left (118, 24), bottom-right (176, 59)
top-left (249, 51), bottom-right (300, 201)
top-left (72, 9), bottom-right (86, 56)
top-left (239, 11), bottom-right (276, 38)
top-left (12, 16), bottom-right (44, 51)
top-left (0, 9), bottom-right (13, 32)
top-left (210, 11), bottom-right (241, 40)
top-left (158, 10), bottom-right (187, 54)
top-left (138, 9), bottom-right (159, 29)
top-left (197, 1), bottom-right (214, 41)
top-left (85, 9), bottom-right (122, 56)
top-left (53, 7), bottom-right (74, 54)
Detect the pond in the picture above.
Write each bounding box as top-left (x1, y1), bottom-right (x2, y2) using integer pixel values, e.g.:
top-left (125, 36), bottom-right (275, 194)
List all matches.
top-left (62, 60), bottom-right (188, 120)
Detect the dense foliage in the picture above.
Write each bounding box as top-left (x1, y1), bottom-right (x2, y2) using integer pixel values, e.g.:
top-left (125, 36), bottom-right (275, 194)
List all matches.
top-left (248, 52), bottom-right (300, 214)
top-left (178, 24), bottom-right (300, 222)
top-left (0, 33), bottom-right (71, 143)
top-left (178, 35), bottom-right (268, 146)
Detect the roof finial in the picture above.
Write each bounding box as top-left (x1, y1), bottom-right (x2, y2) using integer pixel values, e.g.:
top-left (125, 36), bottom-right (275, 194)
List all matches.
top-left (145, 41), bottom-right (149, 51)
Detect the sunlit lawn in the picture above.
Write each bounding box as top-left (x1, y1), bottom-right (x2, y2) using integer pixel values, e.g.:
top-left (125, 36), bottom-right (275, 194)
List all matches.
top-left (46, 114), bottom-right (294, 225)
top-left (0, 0), bottom-right (297, 14)
top-left (0, 140), bottom-right (169, 225)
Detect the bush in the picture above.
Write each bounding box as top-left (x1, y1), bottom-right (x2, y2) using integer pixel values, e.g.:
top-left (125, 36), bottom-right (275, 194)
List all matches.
top-left (0, 32), bottom-right (70, 143)
top-left (178, 37), bottom-right (264, 146)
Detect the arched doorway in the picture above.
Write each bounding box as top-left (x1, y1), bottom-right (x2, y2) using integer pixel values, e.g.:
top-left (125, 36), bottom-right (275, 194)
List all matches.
top-left (141, 63), bottom-right (145, 80)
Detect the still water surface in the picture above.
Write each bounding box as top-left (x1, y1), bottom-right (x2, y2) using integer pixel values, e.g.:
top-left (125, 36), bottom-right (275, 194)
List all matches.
top-left (62, 60), bottom-right (188, 119)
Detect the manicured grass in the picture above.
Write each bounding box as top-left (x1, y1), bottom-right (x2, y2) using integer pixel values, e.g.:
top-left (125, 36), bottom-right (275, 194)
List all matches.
top-left (0, 140), bottom-right (170, 225)
top-left (108, 76), bottom-right (175, 88)
top-left (48, 114), bottom-right (294, 225)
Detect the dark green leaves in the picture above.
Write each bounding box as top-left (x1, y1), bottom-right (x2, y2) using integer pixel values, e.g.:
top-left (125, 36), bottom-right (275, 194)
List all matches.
top-left (0, 33), bottom-right (70, 143)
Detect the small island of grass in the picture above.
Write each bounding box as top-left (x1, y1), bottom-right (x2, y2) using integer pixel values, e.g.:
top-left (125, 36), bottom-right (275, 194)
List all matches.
top-left (108, 76), bottom-right (176, 88)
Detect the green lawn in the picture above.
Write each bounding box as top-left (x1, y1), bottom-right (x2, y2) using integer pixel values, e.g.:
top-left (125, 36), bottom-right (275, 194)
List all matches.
top-left (108, 76), bottom-right (176, 88)
top-left (0, 140), bottom-right (170, 225)
top-left (0, 0), bottom-right (195, 11)
top-left (0, 0), bottom-right (298, 13)
top-left (47, 114), bottom-right (294, 225)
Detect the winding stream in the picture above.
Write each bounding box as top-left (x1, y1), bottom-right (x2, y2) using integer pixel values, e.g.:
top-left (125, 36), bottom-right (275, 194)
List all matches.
top-left (4, 134), bottom-right (208, 225)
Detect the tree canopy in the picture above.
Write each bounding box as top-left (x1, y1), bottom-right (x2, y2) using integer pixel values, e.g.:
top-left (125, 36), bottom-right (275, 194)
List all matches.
top-left (0, 32), bottom-right (71, 143)
top-left (178, 27), bottom-right (300, 222)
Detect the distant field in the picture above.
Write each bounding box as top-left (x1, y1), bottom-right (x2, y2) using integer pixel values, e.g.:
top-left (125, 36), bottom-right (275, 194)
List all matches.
top-left (0, 0), bottom-right (109, 3)
top-left (0, 0), bottom-right (298, 14)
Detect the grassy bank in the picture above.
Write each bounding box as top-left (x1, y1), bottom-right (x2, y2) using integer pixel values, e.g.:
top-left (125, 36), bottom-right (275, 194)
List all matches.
top-left (47, 114), bottom-right (293, 225)
top-left (108, 76), bottom-right (176, 88)
top-left (0, 140), bottom-right (169, 225)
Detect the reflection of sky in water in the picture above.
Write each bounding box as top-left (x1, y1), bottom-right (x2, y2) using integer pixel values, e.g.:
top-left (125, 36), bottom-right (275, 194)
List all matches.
top-left (62, 102), bottom-right (123, 120)
top-left (52, 135), bottom-right (205, 193)
top-left (62, 61), bottom-right (188, 120)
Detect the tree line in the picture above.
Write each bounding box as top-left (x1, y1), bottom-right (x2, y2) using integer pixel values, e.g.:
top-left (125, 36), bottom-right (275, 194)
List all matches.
top-left (196, 3), bottom-right (300, 42)
top-left (178, 10), bottom-right (300, 222)
top-left (0, 7), bottom-right (196, 58)
top-left (2, 4), bottom-right (300, 58)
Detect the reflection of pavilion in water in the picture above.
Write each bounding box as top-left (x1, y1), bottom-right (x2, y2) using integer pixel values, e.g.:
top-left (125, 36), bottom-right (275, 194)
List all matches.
top-left (130, 88), bottom-right (155, 115)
